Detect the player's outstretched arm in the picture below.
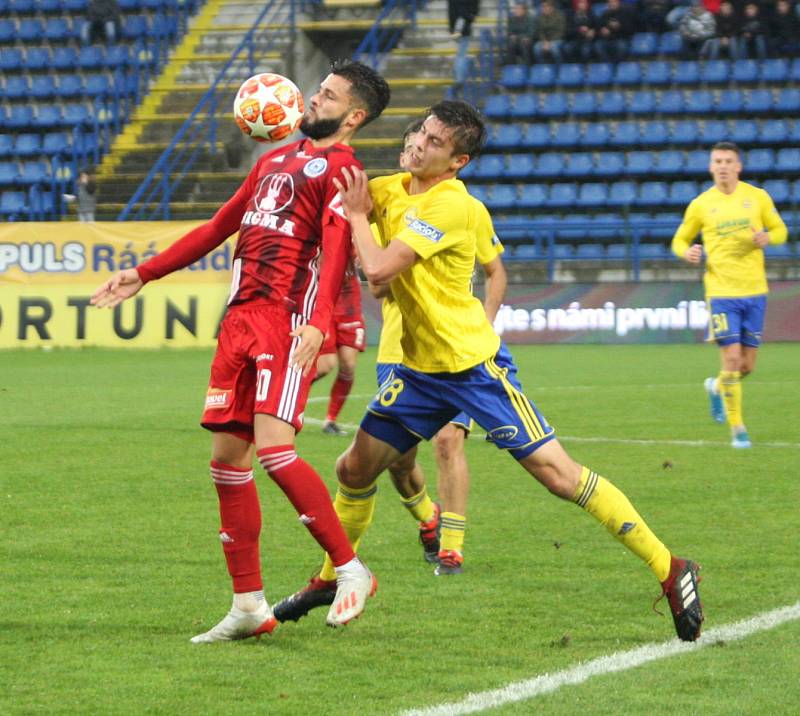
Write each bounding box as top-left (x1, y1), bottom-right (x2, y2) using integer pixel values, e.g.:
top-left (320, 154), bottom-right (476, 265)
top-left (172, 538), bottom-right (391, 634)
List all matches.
top-left (90, 268), bottom-right (144, 308)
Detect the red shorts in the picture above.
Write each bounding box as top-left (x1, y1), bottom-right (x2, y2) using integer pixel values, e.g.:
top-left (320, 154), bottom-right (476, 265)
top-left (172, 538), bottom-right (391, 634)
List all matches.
top-left (201, 303), bottom-right (315, 440)
top-left (319, 317), bottom-right (367, 356)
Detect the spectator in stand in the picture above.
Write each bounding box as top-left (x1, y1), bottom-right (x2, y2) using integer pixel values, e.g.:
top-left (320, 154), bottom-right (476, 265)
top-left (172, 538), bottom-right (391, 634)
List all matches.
top-left (80, 0), bottom-right (121, 45)
top-left (533, 0), bottom-right (567, 63)
top-left (705, 0), bottom-right (741, 59)
top-left (739, 2), bottom-right (768, 59)
top-left (448, 0), bottom-right (481, 88)
top-left (640, 0), bottom-right (672, 32)
top-left (594, 0), bottom-right (636, 61)
top-left (769, 0), bottom-right (800, 56)
top-left (565, 0), bottom-right (597, 62)
top-left (678, 1), bottom-right (716, 57)
top-left (504, 1), bottom-right (537, 65)
top-left (63, 169), bottom-right (97, 222)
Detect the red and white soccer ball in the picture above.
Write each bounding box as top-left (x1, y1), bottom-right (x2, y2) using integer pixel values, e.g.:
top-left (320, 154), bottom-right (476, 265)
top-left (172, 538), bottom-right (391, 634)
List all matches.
top-left (233, 73), bottom-right (305, 143)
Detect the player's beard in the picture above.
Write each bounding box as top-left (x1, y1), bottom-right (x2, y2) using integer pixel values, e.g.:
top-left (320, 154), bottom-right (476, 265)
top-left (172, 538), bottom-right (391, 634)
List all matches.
top-left (300, 111), bottom-right (347, 140)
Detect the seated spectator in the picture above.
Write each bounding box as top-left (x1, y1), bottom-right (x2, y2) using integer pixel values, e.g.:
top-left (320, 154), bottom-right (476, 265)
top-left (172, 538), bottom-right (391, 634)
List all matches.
top-left (739, 2), bottom-right (768, 60)
top-left (705, 0), bottom-right (741, 59)
top-left (504, 1), bottom-right (537, 65)
top-left (533, 0), bottom-right (567, 63)
top-left (80, 0), bottom-right (121, 45)
top-left (678, 1), bottom-right (716, 57)
top-left (565, 0), bottom-right (597, 62)
top-left (640, 0), bottom-right (672, 32)
top-left (768, 0), bottom-right (799, 56)
top-left (594, 0), bottom-right (636, 61)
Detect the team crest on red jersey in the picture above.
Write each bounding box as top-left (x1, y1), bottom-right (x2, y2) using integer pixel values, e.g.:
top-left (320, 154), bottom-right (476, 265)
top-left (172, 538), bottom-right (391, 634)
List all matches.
top-left (254, 172), bottom-right (295, 214)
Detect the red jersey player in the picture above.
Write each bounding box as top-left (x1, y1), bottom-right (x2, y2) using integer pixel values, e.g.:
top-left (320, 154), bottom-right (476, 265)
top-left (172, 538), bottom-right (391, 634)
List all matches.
top-left (91, 60), bottom-right (390, 642)
top-left (315, 258), bottom-right (367, 435)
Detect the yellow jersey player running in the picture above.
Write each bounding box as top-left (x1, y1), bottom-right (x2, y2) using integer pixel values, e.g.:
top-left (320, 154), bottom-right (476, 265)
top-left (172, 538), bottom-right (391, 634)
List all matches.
top-left (278, 100), bottom-right (704, 642)
top-left (671, 141), bottom-right (787, 449)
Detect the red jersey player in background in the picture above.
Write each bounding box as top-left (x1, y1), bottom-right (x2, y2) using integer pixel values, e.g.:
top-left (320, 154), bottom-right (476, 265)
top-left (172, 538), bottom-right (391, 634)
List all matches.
top-left (314, 258), bottom-right (366, 435)
top-left (91, 60), bottom-right (390, 642)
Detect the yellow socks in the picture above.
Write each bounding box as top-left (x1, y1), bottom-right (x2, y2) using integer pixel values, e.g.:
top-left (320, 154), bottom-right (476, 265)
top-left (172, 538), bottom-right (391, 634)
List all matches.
top-left (719, 370), bottom-right (744, 430)
top-left (440, 512), bottom-right (466, 554)
top-left (400, 486), bottom-right (436, 524)
top-left (573, 466), bottom-right (672, 582)
top-left (319, 482), bottom-right (377, 582)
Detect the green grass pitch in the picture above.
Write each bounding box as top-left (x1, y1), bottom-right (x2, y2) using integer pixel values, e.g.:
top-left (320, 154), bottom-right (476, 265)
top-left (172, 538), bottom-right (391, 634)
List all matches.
top-left (2, 343), bottom-right (799, 715)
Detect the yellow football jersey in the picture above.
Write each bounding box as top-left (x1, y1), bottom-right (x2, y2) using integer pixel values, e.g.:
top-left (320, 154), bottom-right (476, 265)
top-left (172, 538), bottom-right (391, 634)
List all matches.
top-left (370, 173), bottom-right (501, 372)
top-left (671, 181), bottom-right (787, 298)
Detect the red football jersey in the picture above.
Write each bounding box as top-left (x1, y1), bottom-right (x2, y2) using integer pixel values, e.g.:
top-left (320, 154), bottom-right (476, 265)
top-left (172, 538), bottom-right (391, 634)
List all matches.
top-left (136, 138), bottom-right (360, 333)
top-left (333, 258), bottom-right (363, 323)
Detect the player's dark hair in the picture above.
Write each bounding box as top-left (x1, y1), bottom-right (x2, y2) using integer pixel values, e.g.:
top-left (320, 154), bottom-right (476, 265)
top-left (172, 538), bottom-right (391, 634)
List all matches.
top-left (330, 59), bottom-right (391, 128)
top-left (402, 118), bottom-right (424, 144)
top-left (426, 100), bottom-right (487, 159)
top-left (711, 141), bottom-right (741, 158)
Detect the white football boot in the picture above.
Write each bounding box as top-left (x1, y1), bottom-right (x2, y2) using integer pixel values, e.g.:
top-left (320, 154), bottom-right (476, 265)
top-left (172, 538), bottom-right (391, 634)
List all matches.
top-left (325, 557), bottom-right (377, 627)
top-left (191, 599), bottom-right (278, 643)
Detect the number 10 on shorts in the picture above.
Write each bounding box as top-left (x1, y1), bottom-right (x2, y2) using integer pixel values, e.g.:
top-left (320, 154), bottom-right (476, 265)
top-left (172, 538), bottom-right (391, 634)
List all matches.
top-left (256, 369), bottom-right (272, 401)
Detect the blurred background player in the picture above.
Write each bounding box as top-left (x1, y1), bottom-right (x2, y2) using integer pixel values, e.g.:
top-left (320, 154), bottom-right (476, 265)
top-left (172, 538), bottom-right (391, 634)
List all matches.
top-left (91, 60), bottom-right (390, 641)
top-left (314, 257), bottom-right (367, 436)
top-left (672, 141), bottom-right (787, 449)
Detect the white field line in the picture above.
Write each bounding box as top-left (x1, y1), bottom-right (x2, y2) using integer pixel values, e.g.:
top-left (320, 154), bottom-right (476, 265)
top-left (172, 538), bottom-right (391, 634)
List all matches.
top-left (399, 602), bottom-right (800, 716)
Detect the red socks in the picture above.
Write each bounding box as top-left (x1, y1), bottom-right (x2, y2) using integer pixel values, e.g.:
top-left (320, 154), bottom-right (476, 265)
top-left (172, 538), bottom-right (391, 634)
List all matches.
top-left (326, 373), bottom-right (354, 422)
top-left (257, 445), bottom-right (355, 567)
top-left (209, 460), bottom-right (262, 593)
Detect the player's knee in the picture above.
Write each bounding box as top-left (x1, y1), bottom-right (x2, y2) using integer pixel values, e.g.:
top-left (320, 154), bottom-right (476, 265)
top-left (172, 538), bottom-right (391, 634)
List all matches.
top-left (433, 426), bottom-right (464, 460)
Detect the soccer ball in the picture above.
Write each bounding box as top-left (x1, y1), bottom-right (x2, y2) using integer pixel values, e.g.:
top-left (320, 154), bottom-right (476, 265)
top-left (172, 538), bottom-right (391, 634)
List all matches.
top-left (232, 73), bottom-right (305, 143)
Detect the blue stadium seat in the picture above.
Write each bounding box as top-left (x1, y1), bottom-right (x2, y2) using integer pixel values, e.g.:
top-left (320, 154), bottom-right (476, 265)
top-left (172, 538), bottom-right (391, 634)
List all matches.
top-left (586, 62), bottom-right (613, 86)
top-left (791, 58), bottom-right (800, 82)
top-left (534, 152), bottom-right (565, 177)
top-left (612, 121), bottom-right (639, 146)
top-left (10, 0), bottom-right (36, 9)
top-left (488, 123), bottom-right (523, 149)
top-left (472, 154), bottom-right (505, 180)
top-left (699, 119), bottom-right (728, 144)
top-left (760, 58), bottom-right (789, 83)
top-left (547, 183), bottom-right (578, 208)
top-left (658, 89), bottom-right (685, 115)
top-left (614, 61), bottom-right (642, 86)
top-left (636, 181), bottom-right (669, 207)
top-left (731, 59), bottom-right (759, 83)
top-left (500, 64), bottom-right (528, 89)
top-left (638, 243), bottom-right (669, 259)
top-left (79, 45), bottom-right (106, 69)
top-left (626, 151), bottom-right (654, 175)
top-left (763, 179), bottom-right (790, 204)
top-left (119, 0), bottom-right (142, 9)
top-left (640, 120), bottom-right (669, 145)
top-left (513, 244), bottom-right (541, 260)
top-left (657, 150), bottom-right (683, 175)
top-left (25, 46), bottom-right (52, 70)
top-left (85, 73), bottom-right (112, 97)
top-left (684, 90), bottom-right (714, 114)
top-left (529, 64), bottom-right (556, 88)
top-left (0, 162), bottom-right (19, 186)
top-left (775, 148), bottom-right (800, 173)
top-left (729, 119), bottom-right (757, 144)
top-left (764, 244), bottom-right (794, 258)
top-left (575, 243), bottom-right (606, 259)
top-left (775, 88), bottom-right (800, 113)
top-left (13, 133), bottom-right (42, 156)
top-left (122, 15), bottom-right (149, 39)
top-left (486, 184), bottom-right (517, 210)
top-left (505, 154), bottom-right (536, 179)
top-left (552, 122), bottom-right (581, 147)
top-left (608, 180), bottom-right (637, 206)
top-left (700, 60), bottom-right (729, 84)
top-left (556, 63), bottom-right (584, 87)
top-left (670, 119), bottom-right (699, 145)
top-left (43, 17), bottom-right (73, 41)
top-left (685, 149), bottom-right (709, 174)
top-left (0, 191), bottom-right (28, 218)
top-left (564, 153), bottom-right (594, 177)
top-left (630, 32), bottom-right (658, 57)
top-left (42, 131), bottom-right (71, 156)
top-left (539, 94), bottom-right (569, 118)
top-left (788, 119), bottom-right (800, 142)
top-left (668, 181), bottom-right (699, 206)
top-left (0, 134), bottom-right (13, 157)
top-left (760, 119), bottom-right (788, 144)
top-left (746, 89), bottom-right (774, 114)
top-left (643, 60), bottom-right (671, 86)
top-left (4, 75), bottom-right (31, 100)
top-left (510, 93), bottom-right (539, 118)
top-left (580, 122), bottom-right (610, 147)
top-left (35, 0), bottom-right (62, 11)
top-left (57, 74), bottom-right (85, 98)
top-left (53, 46), bottom-right (79, 70)
top-left (627, 90), bottom-right (656, 115)
top-left (552, 244), bottom-right (575, 260)
top-left (745, 148), bottom-right (775, 174)
top-left (575, 183), bottom-right (608, 207)
top-left (717, 89), bottom-right (745, 114)
top-left (458, 160), bottom-right (476, 180)
top-left (18, 18), bottom-right (45, 41)
top-left (19, 161), bottom-right (50, 185)
top-left (607, 243), bottom-right (628, 259)
top-left (570, 91), bottom-right (597, 117)
top-left (518, 183), bottom-right (548, 208)
top-left (651, 212), bottom-right (679, 239)
top-left (30, 74), bottom-right (57, 98)
top-left (658, 32), bottom-right (683, 56)
top-left (466, 184), bottom-right (489, 203)
top-left (593, 151), bottom-right (624, 177)
top-left (0, 47), bottom-right (23, 72)
top-left (673, 61), bottom-right (700, 85)
top-left (793, 179), bottom-right (800, 201)
top-left (33, 105), bottom-right (63, 128)
top-left (62, 103), bottom-right (91, 126)
top-left (107, 43), bottom-right (132, 68)
top-left (598, 90), bottom-right (625, 115)
top-left (482, 94), bottom-right (511, 119)
top-left (522, 123), bottom-right (551, 148)
top-left (6, 106), bottom-right (35, 130)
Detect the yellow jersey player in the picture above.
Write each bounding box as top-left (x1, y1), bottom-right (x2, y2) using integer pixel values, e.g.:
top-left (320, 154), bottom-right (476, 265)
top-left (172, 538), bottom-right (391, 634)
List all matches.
top-left (277, 100), bottom-right (704, 642)
top-left (671, 142), bottom-right (787, 449)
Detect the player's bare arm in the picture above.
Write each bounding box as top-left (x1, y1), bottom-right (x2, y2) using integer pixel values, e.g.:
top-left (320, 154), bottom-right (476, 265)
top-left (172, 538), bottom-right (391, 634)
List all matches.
top-left (90, 268), bottom-right (144, 308)
top-left (481, 255), bottom-right (507, 323)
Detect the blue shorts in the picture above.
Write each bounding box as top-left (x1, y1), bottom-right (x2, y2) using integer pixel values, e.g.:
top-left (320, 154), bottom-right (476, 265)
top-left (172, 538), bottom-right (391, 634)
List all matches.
top-left (367, 344), bottom-right (555, 460)
top-left (708, 296), bottom-right (767, 347)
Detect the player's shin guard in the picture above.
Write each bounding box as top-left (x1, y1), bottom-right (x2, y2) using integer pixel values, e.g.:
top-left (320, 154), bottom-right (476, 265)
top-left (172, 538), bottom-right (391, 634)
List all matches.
top-left (719, 370), bottom-right (744, 428)
top-left (210, 461), bottom-right (262, 593)
top-left (319, 482), bottom-right (377, 582)
top-left (257, 446), bottom-right (355, 568)
top-left (440, 511), bottom-right (466, 554)
top-left (326, 373), bottom-right (354, 422)
top-left (573, 466), bottom-right (672, 582)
